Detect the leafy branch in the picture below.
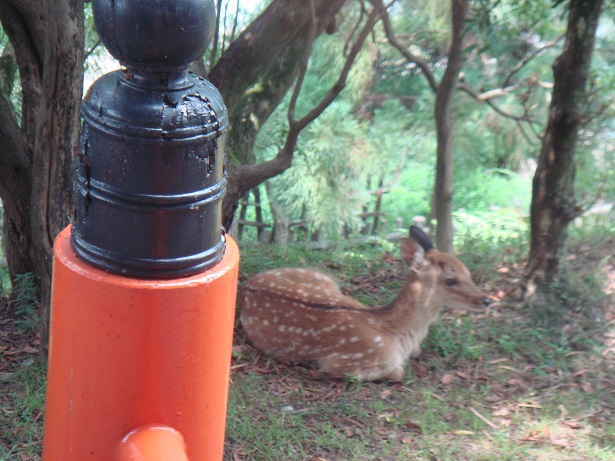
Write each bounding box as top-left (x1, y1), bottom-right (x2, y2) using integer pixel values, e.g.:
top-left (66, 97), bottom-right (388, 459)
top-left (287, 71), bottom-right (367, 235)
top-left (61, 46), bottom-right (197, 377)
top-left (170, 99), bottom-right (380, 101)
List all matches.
top-left (237, 0), bottom-right (384, 191)
top-left (373, 0), bottom-right (561, 142)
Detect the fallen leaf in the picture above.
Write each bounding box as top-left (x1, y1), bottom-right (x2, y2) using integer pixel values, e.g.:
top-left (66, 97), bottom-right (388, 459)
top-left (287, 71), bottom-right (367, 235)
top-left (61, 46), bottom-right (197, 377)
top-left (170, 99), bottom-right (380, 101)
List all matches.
top-left (377, 413), bottom-right (395, 422)
top-left (546, 426), bottom-right (570, 448)
top-left (453, 430), bottom-right (476, 435)
top-left (470, 407), bottom-right (498, 428)
top-left (517, 402), bottom-right (542, 409)
top-left (414, 364), bottom-right (427, 378)
top-left (22, 346), bottom-right (39, 354)
top-left (497, 365), bottom-right (520, 372)
top-left (492, 408), bottom-right (510, 417)
top-left (581, 382), bottom-right (594, 393)
top-left (563, 420), bottom-right (583, 429)
top-left (441, 373), bottom-right (455, 385)
top-left (404, 422), bottom-right (422, 434)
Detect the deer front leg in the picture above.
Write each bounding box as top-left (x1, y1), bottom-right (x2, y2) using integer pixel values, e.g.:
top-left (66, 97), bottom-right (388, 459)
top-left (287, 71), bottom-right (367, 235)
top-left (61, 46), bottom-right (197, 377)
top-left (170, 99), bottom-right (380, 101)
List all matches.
top-left (382, 366), bottom-right (406, 382)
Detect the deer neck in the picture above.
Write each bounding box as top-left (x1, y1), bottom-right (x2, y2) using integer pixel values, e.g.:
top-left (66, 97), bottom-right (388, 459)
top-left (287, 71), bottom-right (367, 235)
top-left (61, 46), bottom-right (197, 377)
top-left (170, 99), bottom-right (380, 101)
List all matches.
top-left (377, 272), bottom-right (438, 335)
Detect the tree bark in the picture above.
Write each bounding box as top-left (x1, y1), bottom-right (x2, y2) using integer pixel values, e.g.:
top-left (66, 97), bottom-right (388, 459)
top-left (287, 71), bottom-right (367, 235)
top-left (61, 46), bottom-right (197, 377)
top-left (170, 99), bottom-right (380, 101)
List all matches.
top-left (523, 0), bottom-right (604, 297)
top-left (0, 93), bottom-right (33, 279)
top-left (376, 0), bottom-right (466, 252)
top-left (432, 0), bottom-right (467, 253)
top-left (0, 0), bottom-right (83, 345)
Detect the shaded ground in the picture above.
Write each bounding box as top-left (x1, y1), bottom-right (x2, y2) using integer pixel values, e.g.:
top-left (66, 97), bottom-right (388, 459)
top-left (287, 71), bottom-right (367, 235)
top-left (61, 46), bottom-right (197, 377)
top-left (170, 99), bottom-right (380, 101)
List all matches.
top-left (224, 237), bottom-right (615, 460)
top-left (1, 236), bottom-right (614, 460)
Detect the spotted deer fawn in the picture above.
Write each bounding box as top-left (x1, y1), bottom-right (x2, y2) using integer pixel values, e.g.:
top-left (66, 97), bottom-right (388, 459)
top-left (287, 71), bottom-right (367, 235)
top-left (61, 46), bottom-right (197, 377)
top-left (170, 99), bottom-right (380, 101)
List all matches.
top-left (239, 226), bottom-right (491, 382)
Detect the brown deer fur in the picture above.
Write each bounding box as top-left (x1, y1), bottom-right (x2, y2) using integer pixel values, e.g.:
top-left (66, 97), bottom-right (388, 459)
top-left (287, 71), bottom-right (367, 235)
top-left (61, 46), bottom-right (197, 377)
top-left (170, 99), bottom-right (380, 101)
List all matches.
top-left (240, 230), bottom-right (490, 382)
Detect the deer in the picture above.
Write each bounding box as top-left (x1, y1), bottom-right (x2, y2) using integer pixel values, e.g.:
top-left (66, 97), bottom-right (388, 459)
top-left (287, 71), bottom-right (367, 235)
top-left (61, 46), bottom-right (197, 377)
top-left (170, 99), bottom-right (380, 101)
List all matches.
top-left (239, 226), bottom-right (491, 382)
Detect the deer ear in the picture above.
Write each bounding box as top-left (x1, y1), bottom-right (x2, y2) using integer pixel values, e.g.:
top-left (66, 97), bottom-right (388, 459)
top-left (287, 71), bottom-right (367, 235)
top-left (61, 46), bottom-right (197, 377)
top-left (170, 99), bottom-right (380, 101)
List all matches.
top-left (400, 238), bottom-right (425, 269)
top-left (409, 225), bottom-right (434, 252)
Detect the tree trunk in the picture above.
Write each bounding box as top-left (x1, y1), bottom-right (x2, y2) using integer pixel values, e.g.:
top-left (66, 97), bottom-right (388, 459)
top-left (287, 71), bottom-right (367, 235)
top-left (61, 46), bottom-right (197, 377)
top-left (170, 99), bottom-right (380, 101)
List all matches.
top-left (266, 181), bottom-right (290, 245)
top-left (0, 0), bottom-right (83, 347)
top-left (432, 0), bottom-right (467, 253)
top-left (0, 94), bottom-right (33, 279)
top-left (523, 0), bottom-right (604, 297)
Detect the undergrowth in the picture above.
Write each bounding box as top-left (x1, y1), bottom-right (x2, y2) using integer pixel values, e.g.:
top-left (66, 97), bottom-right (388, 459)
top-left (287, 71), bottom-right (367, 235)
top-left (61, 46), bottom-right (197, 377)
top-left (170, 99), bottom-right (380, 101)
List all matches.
top-left (227, 228), bottom-right (615, 460)
top-left (0, 226), bottom-right (613, 460)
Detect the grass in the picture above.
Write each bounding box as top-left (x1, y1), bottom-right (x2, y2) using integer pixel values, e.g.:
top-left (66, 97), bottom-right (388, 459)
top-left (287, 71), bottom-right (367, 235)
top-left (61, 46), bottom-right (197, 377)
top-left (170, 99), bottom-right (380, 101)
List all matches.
top-left (225, 233), bottom-right (615, 460)
top-left (0, 231), bottom-right (614, 460)
top-left (0, 361), bottom-right (46, 461)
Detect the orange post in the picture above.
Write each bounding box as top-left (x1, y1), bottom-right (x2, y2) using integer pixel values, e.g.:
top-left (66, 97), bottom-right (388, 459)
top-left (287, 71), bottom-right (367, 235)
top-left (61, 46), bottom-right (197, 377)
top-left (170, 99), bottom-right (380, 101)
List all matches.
top-left (42, 227), bottom-right (239, 460)
top-left (42, 1), bottom-right (238, 458)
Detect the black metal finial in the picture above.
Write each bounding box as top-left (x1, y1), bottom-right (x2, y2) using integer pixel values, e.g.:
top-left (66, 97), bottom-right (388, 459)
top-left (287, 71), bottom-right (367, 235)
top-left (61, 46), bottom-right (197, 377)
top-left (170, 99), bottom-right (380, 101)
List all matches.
top-left (72, 0), bottom-right (228, 278)
top-left (93, 0), bottom-right (216, 71)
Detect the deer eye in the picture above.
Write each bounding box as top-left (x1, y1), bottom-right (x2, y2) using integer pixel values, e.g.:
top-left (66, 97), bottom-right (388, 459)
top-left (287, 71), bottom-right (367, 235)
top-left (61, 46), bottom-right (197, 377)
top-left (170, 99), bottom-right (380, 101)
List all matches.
top-left (445, 278), bottom-right (458, 287)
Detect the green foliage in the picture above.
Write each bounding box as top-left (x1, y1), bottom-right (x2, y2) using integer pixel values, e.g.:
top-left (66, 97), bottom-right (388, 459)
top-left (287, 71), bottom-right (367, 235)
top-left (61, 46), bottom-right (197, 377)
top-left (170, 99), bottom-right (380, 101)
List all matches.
top-left (262, 101), bottom-right (369, 240)
top-left (425, 317), bottom-right (488, 363)
top-left (242, 0), bottom-right (613, 249)
top-left (455, 169), bottom-right (531, 211)
top-left (382, 161), bottom-right (434, 226)
top-left (470, 169), bottom-right (535, 242)
top-left (12, 273), bottom-right (40, 334)
top-left (0, 266), bottom-right (10, 298)
top-left (298, 28), bottom-right (375, 110)
top-left (0, 26), bottom-right (22, 121)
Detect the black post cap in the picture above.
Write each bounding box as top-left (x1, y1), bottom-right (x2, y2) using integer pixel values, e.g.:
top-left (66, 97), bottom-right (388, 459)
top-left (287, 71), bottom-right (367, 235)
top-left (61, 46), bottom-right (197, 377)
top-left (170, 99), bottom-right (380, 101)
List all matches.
top-left (72, 0), bottom-right (228, 278)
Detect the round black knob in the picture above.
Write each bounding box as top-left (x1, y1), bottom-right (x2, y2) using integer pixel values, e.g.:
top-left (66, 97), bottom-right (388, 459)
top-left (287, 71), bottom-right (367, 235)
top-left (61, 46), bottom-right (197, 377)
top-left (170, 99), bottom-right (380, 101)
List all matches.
top-left (93, 0), bottom-right (216, 70)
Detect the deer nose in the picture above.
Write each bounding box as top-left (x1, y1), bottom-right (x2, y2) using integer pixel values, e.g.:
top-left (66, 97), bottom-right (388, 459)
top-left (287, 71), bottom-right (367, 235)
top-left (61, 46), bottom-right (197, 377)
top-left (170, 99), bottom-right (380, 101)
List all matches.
top-left (481, 297), bottom-right (492, 307)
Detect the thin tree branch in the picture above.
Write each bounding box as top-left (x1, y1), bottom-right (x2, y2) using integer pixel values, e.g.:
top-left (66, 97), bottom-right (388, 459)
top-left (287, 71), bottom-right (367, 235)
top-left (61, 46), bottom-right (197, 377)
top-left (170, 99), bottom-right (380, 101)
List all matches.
top-left (287, 0), bottom-right (317, 126)
top-left (503, 34), bottom-right (565, 87)
top-left (373, 0), bottom-right (559, 144)
top-left (294, 2), bottom-right (382, 132)
top-left (221, 0), bottom-right (230, 56)
top-left (457, 83), bottom-right (534, 122)
top-left (344, 0), bottom-right (367, 57)
top-left (209, 0), bottom-right (223, 69)
top-left (229, 0), bottom-right (240, 44)
top-left (515, 118), bottom-right (538, 145)
top-left (84, 38), bottom-right (100, 61)
top-left (236, 1), bottom-right (383, 191)
top-left (372, 0), bottom-right (438, 92)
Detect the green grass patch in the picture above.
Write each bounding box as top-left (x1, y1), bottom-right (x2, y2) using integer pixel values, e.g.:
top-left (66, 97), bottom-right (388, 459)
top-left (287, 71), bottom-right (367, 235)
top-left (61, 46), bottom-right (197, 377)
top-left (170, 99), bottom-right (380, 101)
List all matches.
top-left (1, 232), bottom-right (613, 460)
top-left (227, 234), bottom-right (615, 460)
top-left (0, 361), bottom-right (46, 460)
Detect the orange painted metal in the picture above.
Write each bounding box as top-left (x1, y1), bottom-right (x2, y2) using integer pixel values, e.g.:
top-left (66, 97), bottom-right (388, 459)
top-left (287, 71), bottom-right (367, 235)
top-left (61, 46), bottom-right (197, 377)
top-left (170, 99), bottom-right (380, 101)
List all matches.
top-left (42, 226), bottom-right (239, 460)
top-left (116, 425), bottom-right (188, 461)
